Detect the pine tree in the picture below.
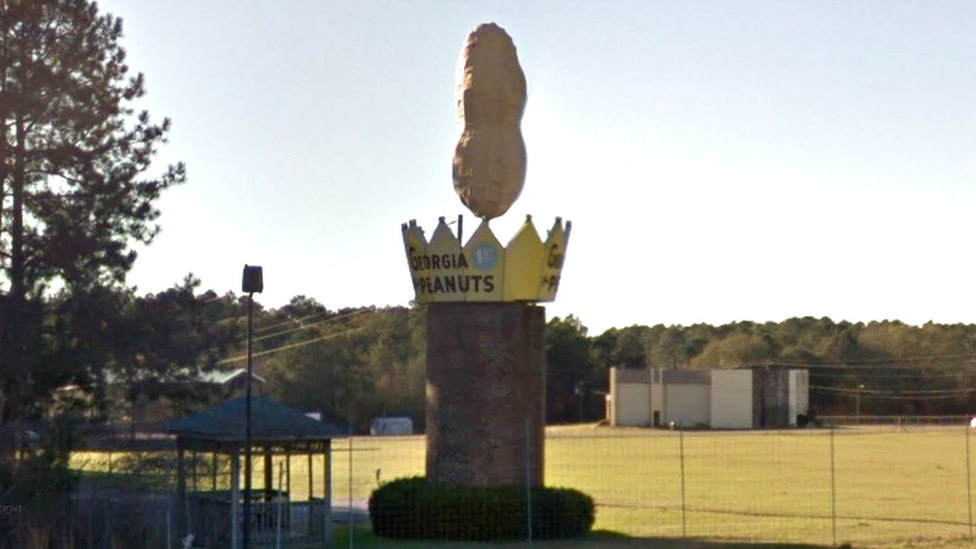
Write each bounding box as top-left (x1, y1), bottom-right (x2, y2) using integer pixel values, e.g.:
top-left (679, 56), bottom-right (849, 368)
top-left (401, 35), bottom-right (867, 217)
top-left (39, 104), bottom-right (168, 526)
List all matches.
top-left (0, 0), bottom-right (185, 424)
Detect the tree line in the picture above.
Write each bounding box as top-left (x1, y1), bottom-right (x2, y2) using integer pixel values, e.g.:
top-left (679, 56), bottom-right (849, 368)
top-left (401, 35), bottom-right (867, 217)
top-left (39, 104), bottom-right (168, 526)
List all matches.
top-left (206, 306), bottom-right (976, 428)
top-left (255, 308), bottom-right (976, 425)
top-left (8, 282), bottom-right (976, 430)
top-left (575, 316), bottom-right (976, 419)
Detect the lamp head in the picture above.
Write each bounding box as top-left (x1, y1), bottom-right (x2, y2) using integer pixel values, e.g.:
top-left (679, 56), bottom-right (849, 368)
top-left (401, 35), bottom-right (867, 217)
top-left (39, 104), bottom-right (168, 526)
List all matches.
top-left (242, 265), bottom-right (264, 294)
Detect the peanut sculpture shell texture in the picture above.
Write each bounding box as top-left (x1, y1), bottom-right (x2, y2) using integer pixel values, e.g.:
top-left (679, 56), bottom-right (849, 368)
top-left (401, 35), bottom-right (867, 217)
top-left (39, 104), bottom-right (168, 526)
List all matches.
top-left (452, 23), bottom-right (527, 220)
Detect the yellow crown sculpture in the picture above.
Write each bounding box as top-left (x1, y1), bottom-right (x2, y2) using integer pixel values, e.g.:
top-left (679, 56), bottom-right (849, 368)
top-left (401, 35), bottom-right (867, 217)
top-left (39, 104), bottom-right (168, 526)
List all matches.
top-left (402, 24), bottom-right (571, 303)
top-left (402, 215), bottom-right (570, 304)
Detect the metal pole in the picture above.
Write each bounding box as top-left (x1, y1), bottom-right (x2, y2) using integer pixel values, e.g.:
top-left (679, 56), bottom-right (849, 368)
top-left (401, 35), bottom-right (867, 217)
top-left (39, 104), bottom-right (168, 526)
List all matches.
top-left (167, 458), bottom-right (172, 549)
top-left (967, 420), bottom-right (973, 539)
top-left (349, 423), bottom-right (354, 549)
top-left (575, 381), bottom-right (585, 423)
top-left (244, 293), bottom-right (254, 549)
top-left (679, 428), bottom-right (687, 543)
top-left (830, 423), bottom-right (837, 546)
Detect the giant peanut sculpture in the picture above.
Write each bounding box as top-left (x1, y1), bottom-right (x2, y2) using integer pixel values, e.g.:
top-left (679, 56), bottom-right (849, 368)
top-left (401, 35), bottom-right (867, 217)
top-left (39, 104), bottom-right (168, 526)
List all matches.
top-left (401, 23), bottom-right (570, 490)
top-left (452, 23), bottom-right (527, 220)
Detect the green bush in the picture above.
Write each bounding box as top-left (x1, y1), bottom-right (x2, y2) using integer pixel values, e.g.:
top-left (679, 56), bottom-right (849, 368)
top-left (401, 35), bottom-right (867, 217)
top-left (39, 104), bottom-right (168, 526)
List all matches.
top-left (0, 453), bottom-right (80, 549)
top-left (369, 477), bottom-right (594, 541)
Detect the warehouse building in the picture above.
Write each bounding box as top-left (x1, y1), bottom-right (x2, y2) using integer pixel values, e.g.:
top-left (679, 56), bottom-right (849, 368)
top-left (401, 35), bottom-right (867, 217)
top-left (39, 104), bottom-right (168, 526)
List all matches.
top-left (608, 367), bottom-right (809, 429)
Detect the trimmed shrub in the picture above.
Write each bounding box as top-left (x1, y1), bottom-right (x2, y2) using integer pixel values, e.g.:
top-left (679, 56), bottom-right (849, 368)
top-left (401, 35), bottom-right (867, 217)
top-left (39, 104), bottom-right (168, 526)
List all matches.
top-left (369, 476), bottom-right (594, 541)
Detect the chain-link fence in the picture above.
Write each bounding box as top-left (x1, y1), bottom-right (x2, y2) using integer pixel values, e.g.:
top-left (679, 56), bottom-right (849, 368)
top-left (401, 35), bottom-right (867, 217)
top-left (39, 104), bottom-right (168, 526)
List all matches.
top-left (331, 422), bottom-right (976, 547)
top-left (62, 421), bottom-right (976, 547)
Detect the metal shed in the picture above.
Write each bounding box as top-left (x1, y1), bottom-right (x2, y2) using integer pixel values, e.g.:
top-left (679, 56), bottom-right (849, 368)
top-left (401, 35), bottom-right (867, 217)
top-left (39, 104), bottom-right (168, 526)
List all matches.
top-left (608, 367), bottom-right (809, 429)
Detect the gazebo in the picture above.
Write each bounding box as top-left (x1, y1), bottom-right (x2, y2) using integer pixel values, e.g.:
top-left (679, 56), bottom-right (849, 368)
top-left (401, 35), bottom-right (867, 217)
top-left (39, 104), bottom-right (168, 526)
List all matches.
top-left (166, 395), bottom-right (345, 548)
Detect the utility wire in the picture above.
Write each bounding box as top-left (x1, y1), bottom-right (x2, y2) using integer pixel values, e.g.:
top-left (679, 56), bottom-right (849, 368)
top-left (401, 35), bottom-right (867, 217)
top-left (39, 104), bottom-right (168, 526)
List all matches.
top-left (254, 308), bottom-right (341, 335)
top-left (740, 360), bottom-right (976, 370)
top-left (812, 385), bottom-right (975, 395)
top-left (743, 352), bottom-right (976, 367)
top-left (219, 326), bottom-right (366, 365)
top-left (254, 308), bottom-right (374, 341)
top-left (810, 385), bottom-right (976, 400)
top-left (811, 370), bottom-right (976, 379)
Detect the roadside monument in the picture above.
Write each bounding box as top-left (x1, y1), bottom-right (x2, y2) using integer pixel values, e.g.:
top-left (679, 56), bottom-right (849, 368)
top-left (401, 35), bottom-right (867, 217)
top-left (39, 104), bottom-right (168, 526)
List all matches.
top-left (401, 23), bottom-right (571, 486)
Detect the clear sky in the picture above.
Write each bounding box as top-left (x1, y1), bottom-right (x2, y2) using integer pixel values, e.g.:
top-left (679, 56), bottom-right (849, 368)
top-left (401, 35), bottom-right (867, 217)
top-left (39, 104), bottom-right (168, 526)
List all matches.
top-left (99, 1), bottom-right (976, 334)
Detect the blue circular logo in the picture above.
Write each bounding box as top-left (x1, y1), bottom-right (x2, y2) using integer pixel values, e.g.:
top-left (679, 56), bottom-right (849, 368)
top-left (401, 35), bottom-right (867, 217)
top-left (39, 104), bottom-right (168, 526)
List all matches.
top-left (471, 242), bottom-right (499, 270)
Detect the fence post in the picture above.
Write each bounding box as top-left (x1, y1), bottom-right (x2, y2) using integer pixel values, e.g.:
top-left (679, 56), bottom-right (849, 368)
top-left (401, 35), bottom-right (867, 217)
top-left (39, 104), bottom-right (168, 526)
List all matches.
top-left (349, 423), bottom-right (354, 549)
top-left (166, 458), bottom-right (173, 549)
top-left (679, 428), bottom-right (686, 543)
top-left (829, 423), bottom-right (837, 547)
top-left (967, 420), bottom-right (973, 539)
top-left (276, 462), bottom-right (284, 549)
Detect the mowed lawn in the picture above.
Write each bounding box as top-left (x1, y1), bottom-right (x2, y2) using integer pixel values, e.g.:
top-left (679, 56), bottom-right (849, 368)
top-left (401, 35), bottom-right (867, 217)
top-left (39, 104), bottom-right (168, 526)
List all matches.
top-left (74, 425), bottom-right (976, 548)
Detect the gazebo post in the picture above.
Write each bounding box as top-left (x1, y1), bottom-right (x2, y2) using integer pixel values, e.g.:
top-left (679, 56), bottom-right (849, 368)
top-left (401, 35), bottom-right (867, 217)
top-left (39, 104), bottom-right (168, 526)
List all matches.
top-left (264, 445), bottom-right (273, 501)
top-left (285, 446), bottom-right (291, 499)
top-left (260, 444), bottom-right (272, 535)
top-left (177, 441), bottom-right (187, 538)
top-left (191, 450), bottom-right (198, 492)
top-left (284, 444), bottom-right (291, 535)
top-left (307, 442), bottom-right (314, 535)
top-left (324, 441), bottom-right (332, 541)
top-left (231, 448), bottom-right (241, 549)
top-left (307, 443), bottom-right (313, 500)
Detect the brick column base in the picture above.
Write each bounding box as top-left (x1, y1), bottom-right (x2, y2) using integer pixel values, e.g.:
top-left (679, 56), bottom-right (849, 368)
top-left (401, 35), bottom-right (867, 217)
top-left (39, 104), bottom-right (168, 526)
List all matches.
top-left (425, 302), bottom-right (545, 486)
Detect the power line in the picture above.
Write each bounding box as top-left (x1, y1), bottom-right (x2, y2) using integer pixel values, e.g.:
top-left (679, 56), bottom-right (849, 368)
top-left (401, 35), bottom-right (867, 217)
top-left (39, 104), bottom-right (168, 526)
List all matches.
top-left (811, 370), bottom-right (976, 380)
top-left (254, 308), bottom-right (374, 341)
top-left (813, 385), bottom-right (972, 396)
top-left (219, 326), bottom-right (366, 365)
top-left (254, 308), bottom-right (339, 335)
top-left (810, 385), bottom-right (976, 401)
top-left (255, 304), bottom-right (377, 335)
top-left (740, 359), bottom-right (976, 370)
top-left (745, 352), bottom-right (976, 367)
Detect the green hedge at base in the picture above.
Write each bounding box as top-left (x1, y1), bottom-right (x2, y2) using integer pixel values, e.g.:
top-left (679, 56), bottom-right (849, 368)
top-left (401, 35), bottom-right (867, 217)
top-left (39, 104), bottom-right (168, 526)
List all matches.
top-left (368, 477), bottom-right (595, 541)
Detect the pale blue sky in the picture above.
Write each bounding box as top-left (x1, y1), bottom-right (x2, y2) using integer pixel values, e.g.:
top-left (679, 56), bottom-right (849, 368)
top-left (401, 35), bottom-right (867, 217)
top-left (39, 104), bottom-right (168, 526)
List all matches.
top-left (102, 1), bottom-right (976, 333)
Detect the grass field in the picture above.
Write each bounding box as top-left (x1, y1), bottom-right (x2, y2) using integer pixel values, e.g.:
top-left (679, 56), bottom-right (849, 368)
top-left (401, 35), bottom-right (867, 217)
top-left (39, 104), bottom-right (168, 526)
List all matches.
top-left (73, 425), bottom-right (976, 549)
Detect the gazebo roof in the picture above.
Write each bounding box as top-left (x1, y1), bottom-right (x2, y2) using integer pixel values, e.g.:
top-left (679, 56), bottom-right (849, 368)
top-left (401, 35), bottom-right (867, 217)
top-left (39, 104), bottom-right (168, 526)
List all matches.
top-left (165, 395), bottom-right (345, 444)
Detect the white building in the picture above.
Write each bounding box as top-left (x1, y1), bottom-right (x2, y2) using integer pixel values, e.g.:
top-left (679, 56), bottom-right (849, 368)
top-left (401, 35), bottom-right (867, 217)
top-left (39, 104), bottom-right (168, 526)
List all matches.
top-left (369, 416), bottom-right (414, 435)
top-left (608, 367), bottom-right (809, 429)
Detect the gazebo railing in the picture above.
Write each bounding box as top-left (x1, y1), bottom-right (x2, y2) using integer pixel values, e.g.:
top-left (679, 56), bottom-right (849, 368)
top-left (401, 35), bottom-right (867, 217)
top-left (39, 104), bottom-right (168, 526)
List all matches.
top-left (188, 492), bottom-right (232, 547)
top-left (188, 490), bottom-right (329, 547)
top-left (252, 498), bottom-right (329, 542)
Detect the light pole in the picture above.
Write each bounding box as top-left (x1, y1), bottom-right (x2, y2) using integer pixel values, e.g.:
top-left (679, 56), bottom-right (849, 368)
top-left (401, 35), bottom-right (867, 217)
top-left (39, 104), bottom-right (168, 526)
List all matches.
top-left (856, 384), bottom-right (865, 424)
top-left (241, 265), bottom-right (263, 549)
top-left (574, 381), bottom-right (585, 423)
